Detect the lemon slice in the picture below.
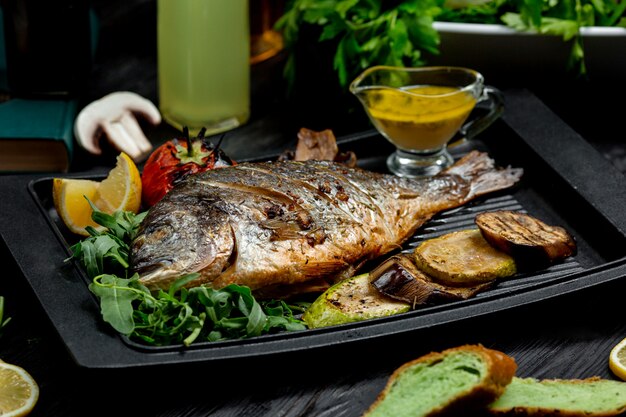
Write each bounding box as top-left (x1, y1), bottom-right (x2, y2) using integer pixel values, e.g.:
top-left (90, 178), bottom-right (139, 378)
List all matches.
top-left (0, 361), bottom-right (39, 417)
top-left (52, 152), bottom-right (142, 236)
top-left (609, 337), bottom-right (626, 381)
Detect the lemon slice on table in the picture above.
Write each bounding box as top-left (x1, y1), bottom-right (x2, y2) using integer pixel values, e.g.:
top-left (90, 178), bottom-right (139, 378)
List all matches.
top-left (52, 152), bottom-right (142, 236)
top-left (0, 361), bottom-right (39, 417)
top-left (609, 337), bottom-right (626, 381)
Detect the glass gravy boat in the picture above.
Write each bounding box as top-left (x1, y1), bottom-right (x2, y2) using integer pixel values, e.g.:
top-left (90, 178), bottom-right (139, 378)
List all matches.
top-left (350, 66), bottom-right (503, 177)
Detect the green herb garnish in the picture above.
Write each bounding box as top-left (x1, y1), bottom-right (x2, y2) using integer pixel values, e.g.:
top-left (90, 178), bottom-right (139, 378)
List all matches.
top-left (277, 0), bottom-right (626, 91)
top-left (277, 0), bottom-right (441, 91)
top-left (68, 198), bottom-right (146, 279)
top-left (89, 274), bottom-right (307, 346)
top-left (69, 202), bottom-right (308, 346)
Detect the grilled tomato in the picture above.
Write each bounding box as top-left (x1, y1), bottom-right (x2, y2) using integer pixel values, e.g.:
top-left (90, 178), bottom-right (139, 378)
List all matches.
top-left (141, 128), bottom-right (235, 207)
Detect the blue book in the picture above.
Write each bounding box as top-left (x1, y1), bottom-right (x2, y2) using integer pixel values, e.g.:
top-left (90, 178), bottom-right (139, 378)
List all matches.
top-left (0, 6), bottom-right (98, 173)
top-left (0, 98), bottom-right (77, 173)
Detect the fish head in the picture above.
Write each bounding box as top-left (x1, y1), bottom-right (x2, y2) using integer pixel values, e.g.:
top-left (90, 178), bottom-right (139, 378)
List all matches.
top-left (130, 200), bottom-right (235, 290)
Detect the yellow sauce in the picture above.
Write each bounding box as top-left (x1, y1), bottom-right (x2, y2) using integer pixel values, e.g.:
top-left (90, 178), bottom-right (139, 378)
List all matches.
top-left (362, 85), bottom-right (477, 151)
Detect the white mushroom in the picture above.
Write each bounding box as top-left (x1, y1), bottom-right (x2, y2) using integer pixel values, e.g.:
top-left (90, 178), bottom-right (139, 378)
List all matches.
top-left (74, 91), bottom-right (162, 162)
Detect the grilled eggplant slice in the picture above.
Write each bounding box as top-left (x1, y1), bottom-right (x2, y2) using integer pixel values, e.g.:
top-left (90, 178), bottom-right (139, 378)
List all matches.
top-left (475, 210), bottom-right (577, 267)
top-left (302, 273), bottom-right (410, 329)
top-left (370, 254), bottom-right (494, 306)
top-left (413, 229), bottom-right (517, 287)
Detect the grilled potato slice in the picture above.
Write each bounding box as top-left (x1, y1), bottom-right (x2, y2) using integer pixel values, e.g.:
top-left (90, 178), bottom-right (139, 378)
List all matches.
top-left (302, 273), bottom-right (410, 329)
top-left (413, 229), bottom-right (517, 286)
top-left (475, 210), bottom-right (577, 267)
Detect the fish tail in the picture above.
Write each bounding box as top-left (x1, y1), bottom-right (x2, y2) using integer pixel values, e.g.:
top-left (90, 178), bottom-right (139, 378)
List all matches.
top-left (444, 151), bottom-right (523, 200)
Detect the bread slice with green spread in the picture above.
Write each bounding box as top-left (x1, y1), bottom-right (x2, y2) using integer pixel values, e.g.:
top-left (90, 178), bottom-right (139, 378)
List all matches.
top-left (362, 344), bottom-right (517, 417)
top-left (488, 376), bottom-right (626, 416)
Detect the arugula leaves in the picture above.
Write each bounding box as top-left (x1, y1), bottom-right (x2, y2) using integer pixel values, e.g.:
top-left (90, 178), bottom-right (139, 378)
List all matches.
top-left (70, 202), bottom-right (308, 347)
top-left (277, 0), bottom-right (626, 90)
top-left (68, 199), bottom-right (146, 279)
top-left (89, 274), bottom-right (307, 346)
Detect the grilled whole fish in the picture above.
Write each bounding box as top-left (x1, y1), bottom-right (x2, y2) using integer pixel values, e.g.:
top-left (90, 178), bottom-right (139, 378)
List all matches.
top-left (130, 151), bottom-right (523, 297)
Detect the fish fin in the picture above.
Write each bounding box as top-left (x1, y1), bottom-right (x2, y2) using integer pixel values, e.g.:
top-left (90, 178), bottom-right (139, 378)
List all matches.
top-left (254, 278), bottom-right (331, 299)
top-left (302, 260), bottom-right (351, 276)
top-left (468, 169), bottom-right (523, 200)
top-left (261, 219), bottom-right (329, 246)
top-left (444, 151), bottom-right (523, 199)
top-left (262, 219), bottom-right (303, 240)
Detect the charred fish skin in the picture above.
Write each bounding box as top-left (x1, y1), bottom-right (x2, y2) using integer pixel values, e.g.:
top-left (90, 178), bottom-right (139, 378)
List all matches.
top-left (130, 151), bottom-right (523, 295)
top-left (131, 188), bottom-right (236, 290)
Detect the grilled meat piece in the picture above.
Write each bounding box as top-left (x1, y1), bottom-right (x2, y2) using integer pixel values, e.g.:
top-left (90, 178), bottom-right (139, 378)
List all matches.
top-left (294, 128), bottom-right (339, 161)
top-left (475, 210), bottom-right (577, 268)
top-left (278, 127), bottom-right (357, 167)
top-left (130, 151), bottom-right (523, 296)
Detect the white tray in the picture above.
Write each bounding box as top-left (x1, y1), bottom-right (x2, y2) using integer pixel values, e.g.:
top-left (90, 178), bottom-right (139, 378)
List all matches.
top-left (431, 21), bottom-right (626, 83)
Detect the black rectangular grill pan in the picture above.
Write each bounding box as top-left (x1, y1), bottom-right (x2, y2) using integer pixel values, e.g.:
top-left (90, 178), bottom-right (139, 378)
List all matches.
top-left (2, 88), bottom-right (626, 369)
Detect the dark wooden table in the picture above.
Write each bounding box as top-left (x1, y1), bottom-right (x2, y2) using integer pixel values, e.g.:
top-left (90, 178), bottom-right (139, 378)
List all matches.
top-left (2, 1), bottom-right (626, 416)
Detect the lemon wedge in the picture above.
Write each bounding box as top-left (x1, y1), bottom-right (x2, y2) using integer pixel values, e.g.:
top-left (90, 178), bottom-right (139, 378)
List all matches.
top-left (609, 337), bottom-right (626, 381)
top-left (0, 361), bottom-right (39, 417)
top-left (93, 152), bottom-right (142, 214)
top-left (52, 152), bottom-right (142, 236)
top-left (52, 178), bottom-right (101, 236)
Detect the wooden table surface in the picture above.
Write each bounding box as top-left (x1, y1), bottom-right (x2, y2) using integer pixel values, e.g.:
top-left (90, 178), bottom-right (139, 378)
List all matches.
top-left (1, 1), bottom-right (626, 416)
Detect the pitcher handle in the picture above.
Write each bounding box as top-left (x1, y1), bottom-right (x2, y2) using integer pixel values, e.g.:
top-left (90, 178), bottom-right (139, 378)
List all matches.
top-left (449, 85), bottom-right (504, 148)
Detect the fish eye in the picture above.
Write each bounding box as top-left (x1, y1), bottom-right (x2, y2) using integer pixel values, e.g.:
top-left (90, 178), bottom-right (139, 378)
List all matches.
top-left (143, 223), bottom-right (173, 242)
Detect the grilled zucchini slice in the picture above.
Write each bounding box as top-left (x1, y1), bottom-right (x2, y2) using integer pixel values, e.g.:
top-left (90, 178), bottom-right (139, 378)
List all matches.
top-left (413, 229), bottom-right (516, 286)
top-left (302, 273), bottom-right (410, 329)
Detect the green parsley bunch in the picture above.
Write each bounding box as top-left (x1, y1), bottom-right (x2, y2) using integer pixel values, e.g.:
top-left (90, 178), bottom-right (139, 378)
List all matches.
top-left (277, 0), bottom-right (626, 92)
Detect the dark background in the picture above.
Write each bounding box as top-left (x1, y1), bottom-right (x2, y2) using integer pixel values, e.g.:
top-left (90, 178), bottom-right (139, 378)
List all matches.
top-left (78, 0), bottom-right (626, 172)
top-left (1, 1), bottom-right (626, 416)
